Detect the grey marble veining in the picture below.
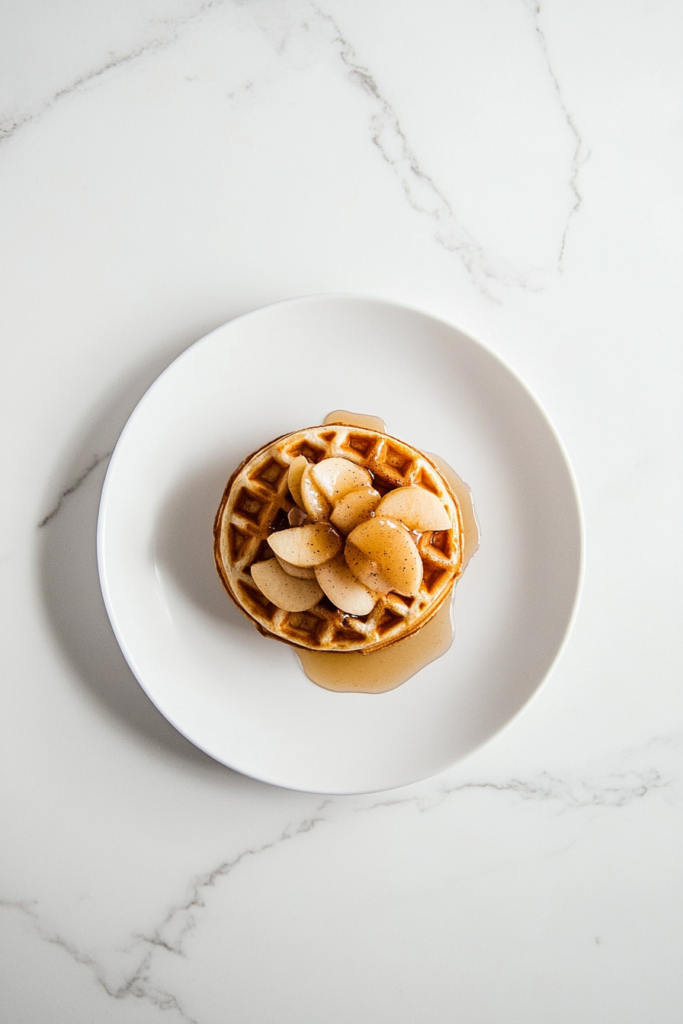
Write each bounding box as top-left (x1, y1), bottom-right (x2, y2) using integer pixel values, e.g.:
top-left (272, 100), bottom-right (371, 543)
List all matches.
top-left (1, 0), bottom-right (584, 296)
top-left (3, 0), bottom-right (683, 1021)
top-left (2, 731), bottom-right (681, 1021)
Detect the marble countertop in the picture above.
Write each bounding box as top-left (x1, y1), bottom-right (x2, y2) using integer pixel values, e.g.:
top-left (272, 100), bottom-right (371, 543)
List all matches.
top-left (2, 1), bottom-right (683, 1021)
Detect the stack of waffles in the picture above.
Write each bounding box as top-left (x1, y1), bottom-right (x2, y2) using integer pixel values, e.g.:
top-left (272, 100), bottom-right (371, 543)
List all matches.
top-left (214, 423), bottom-right (464, 653)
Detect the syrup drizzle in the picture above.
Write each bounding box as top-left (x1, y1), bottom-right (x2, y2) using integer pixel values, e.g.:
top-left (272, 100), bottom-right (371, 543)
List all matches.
top-left (323, 409), bottom-right (387, 432)
top-left (424, 451), bottom-right (480, 572)
top-left (297, 599), bottom-right (454, 693)
top-left (295, 413), bottom-right (480, 693)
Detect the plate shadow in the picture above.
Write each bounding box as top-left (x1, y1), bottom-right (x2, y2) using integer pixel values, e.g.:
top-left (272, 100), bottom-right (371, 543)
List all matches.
top-left (36, 321), bottom-right (271, 789)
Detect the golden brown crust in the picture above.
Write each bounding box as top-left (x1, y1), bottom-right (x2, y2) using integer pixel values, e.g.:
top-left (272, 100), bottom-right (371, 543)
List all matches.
top-left (214, 425), bottom-right (464, 653)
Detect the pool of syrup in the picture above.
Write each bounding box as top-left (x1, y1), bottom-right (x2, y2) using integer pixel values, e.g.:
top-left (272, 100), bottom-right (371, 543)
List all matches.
top-left (294, 411), bottom-right (480, 693)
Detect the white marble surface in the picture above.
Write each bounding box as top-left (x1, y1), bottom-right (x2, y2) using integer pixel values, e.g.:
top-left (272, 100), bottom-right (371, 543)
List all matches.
top-left (2, 1), bottom-right (683, 1021)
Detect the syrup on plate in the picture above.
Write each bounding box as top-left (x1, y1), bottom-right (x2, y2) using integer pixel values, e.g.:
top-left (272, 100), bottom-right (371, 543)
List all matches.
top-left (295, 412), bottom-right (479, 693)
top-left (324, 409), bottom-right (387, 433)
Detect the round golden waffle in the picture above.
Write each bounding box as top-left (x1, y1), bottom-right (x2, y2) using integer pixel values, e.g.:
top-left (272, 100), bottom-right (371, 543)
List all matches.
top-left (214, 424), bottom-right (464, 653)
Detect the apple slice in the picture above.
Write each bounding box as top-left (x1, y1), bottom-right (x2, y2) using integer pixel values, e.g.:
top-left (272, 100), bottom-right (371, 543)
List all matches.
top-left (274, 554), bottom-right (317, 580)
top-left (310, 457), bottom-right (372, 503)
top-left (315, 554), bottom-right (378, 615)
top-left (300, 464), bottom-right (331, 521)
top-left (287, 507), bottom-right (308, 527)
top-left (268, 522), bottom-right (342, 567)
top-left (288, 455), bottom-right (308, 510)
top-left (346, 518), bottom-right (423, 596)
top-left (251, 559), bottom-right (323, 611)
top-left (330, 486), bottom-right (381, 534)
top-left (376, 486), bottom-right (452, 532)
top-left (343, 543), bottom-right (392, 595)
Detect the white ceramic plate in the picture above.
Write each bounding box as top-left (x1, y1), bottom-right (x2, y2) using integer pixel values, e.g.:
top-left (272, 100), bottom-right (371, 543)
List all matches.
top-left (98, 295), bottom-right (583, 794)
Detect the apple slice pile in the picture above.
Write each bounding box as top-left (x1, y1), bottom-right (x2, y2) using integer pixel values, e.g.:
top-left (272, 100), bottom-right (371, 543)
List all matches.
top-left (249, 455), bottom-right (453, 615)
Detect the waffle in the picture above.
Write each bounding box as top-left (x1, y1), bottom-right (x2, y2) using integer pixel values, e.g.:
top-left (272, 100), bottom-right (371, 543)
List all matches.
top-left (214, 424), bottom-right (465, 653)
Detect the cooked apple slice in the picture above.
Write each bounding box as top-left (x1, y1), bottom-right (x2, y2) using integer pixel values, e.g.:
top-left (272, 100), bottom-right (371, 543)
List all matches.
top-left (346, 518), bottom-right (423, 596)
top-left (251, 559), bottom-right (323, 611)
top-left (311, 457), bottom-right (372, 503)
top-left (287, 507), bottom-right (308, 527)
top-left (300, 464), bottom-right (331, 521)
top-left (376, 486), bottom-right (452, 531)
top-left (268, 522), bottom-right (341, 567)
top-left (288, 455), bottom-right (308, 510)
top-left (344, 543), bottom-right (392, 595)
top-left (330, 486), bottom-right (381, 534)
top-left (274, 554), bottom-right (316, 580)
top-left (315, 554), bottom-right (378, 615)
